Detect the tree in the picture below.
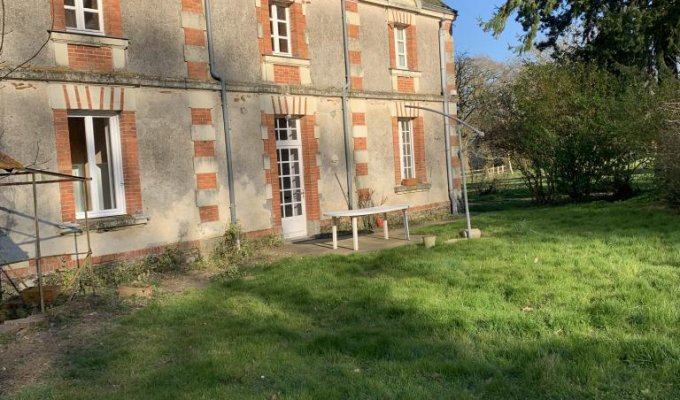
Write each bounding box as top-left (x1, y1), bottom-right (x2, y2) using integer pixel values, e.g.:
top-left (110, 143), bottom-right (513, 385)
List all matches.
top-left (484, 0), bottom-right (680, 76)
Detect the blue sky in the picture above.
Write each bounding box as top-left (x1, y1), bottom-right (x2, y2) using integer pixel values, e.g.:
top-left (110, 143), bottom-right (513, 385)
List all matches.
top-left (443, 0), bottom-right (523, 61)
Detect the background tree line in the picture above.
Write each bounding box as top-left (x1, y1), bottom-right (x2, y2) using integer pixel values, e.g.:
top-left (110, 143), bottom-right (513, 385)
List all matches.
top-left (457, 0), bottom-right (680, 206)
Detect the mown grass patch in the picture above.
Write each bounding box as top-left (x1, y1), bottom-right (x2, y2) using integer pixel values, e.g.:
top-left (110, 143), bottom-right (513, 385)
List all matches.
top-left (11, 199), bottom-right (680, 399)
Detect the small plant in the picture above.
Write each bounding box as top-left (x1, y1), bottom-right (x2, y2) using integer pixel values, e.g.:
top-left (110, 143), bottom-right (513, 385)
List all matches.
top-left (357, 188), bottom-right (387, 231)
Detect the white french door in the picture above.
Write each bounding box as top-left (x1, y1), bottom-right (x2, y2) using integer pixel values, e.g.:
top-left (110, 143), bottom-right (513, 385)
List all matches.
top-left (275, 117), bottom-right (307, 239)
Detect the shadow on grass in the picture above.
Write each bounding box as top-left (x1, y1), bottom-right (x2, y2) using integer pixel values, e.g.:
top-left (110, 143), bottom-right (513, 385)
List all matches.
top-left (13, 199), bottom-right (680, 400)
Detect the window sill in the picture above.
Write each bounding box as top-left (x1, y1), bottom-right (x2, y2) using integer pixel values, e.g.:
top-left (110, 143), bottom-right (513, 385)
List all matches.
top-left (59, 214), bottom-right (149, 235)
top-left (263, 54), bottom-right (311, 67)
top-left (50, 30), bottom-right (129, 49)
top-left (389, 68), bottom-right (422, 78)
top-left (394, 182), bottom-right (431, 194)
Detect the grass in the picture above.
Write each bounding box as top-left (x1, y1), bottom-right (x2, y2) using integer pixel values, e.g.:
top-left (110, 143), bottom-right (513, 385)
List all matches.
top-left (10, 198), bottom-right (680, 399)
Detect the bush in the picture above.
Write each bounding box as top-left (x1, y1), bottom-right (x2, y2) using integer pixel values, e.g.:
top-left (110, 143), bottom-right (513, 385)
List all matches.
top-left (490, 62), bottom-right (660, 202)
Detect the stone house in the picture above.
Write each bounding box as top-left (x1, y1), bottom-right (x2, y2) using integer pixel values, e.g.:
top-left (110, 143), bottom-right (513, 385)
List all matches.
top-left (0, 0), bottom-right (459, 274)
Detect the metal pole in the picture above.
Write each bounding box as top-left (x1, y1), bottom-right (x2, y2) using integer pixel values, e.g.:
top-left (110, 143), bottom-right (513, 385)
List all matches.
top-left (340, 0), bottom-right (355, 209)
top-left (438, 19), bottom-right (456, 215)
top-left (457, 124), bottom-right (473, 236)
top-left (31, 172), bottom-right (45, 313)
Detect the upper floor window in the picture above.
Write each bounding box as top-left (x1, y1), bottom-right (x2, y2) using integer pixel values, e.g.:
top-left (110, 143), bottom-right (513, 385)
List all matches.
top-left (394, 26), bottom-right (408, 70)
top-left (270, 4), bottom-right (292, 56)
top-left (64, 0), bottom-right (104, 34)
top-left (398, 118), bottom-right (415, 180)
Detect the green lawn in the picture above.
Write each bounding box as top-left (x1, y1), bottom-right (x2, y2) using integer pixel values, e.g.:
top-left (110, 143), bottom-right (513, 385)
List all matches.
top-left (13, 199), bottom-right (680, 399)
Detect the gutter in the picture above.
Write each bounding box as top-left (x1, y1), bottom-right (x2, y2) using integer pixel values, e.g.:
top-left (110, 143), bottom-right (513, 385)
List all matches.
top-left (438, 19), bottom-right (456, 215)
top-left (340, 0), bottom-right (355, 209)
top-left (204, 0), bottom-right (240, 247)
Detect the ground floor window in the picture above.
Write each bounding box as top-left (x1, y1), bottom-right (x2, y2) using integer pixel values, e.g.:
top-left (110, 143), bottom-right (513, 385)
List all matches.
top-left (398, 118), bottom-right (415, 180)
top-left (68, 114), bottom-right (126, 219)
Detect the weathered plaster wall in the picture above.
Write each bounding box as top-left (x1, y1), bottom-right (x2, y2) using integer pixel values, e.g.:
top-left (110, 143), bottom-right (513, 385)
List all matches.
top-left (306, 1), bottom-right (346, 90)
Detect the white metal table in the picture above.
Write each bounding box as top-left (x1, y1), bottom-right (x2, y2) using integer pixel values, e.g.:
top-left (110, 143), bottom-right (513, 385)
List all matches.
top-left (323, 204), bottom-right (411, 251)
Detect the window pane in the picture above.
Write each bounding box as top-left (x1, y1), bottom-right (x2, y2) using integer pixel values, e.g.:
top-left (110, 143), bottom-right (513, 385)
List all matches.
top-left (83, 0), bottom-right (99, 9)
top-left (92, 118), bottom-right (117, 211)
top-left (65, 9), bottom-right (77, 28)
top-left (69, 118), bottom-right (90, 213)
top-left (84, 11), bottom-right (100, 30)
top-left (279, 38), bottom-right (289, 54)
top-left (276, 5), bottom-right (287, 20)
top-left (64, 0), bottom-right (75, 6)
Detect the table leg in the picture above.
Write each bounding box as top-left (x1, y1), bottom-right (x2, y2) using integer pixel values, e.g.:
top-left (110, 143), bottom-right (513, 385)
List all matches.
top-left (383, 213), bottom-right (389, 240)
top-left (332, 217), bottom-right (338, 250)
top-left (352, 217), bottom-right (359, 251)
top-left (403, 209), bottom-right (411, 241)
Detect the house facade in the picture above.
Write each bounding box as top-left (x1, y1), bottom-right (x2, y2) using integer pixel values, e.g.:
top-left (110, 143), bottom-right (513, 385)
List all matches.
top-left (0, 0), bottom-right (459, 273)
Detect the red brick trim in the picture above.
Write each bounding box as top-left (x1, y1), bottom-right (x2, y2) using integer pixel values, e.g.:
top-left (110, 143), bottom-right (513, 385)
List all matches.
top-left (273, 64), bottom-right (301, 84)
top-left (199, 205), bottom-right (220, 222)
top-left (194, 141), bottom-right (216, 157)
top-left (187, 62), bottom-right (209, 80)
top-left (388, 24), bottom-right (396, 69)
top-left (263, 113), bottom-right (320, 226)
top-left (392, 116), bottom-right (426, 185)
top-left (184, 27), bottom-right (207, 47)
top-left (257, 0), bottom-right (309, 58)
top-left (120, 112), bottom-right (143, 215)
top-left (55, 110), bottom-right (76, 222)
top-left (67, 44), bottom-right (113, 72)
top-left (348, 24), bottom-right (360, 39)
top-left (397, 76), bottom-right (415, 93)
top-left (182, 0), bottom-right (204, 14)
top-left (191, 108), bottom-right (213, 125)
top-left (196, 173), bottom-right (218, 190)
top-left (52, 0), bottom-right (66, 31)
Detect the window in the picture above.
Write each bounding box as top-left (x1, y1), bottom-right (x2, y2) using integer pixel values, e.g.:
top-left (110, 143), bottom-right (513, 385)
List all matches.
top-left (270, 4), bottom-right (291, 55)
top-left (398, 118), bottom-right (415, 180)
top-left (68, 114), bottom-right (126, 219)
top-left (64, 0), bottom-right (104, 34)
top-left (394, 26), bottom-right (408, 69)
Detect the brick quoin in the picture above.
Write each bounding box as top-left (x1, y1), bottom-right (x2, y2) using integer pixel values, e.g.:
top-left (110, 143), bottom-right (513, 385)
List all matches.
top-left (181, 0), bottom-right (204, 14)
top-left (345, 0), bottom-right (359, 12)
top-left (354, 137), bottom-right (367, 150)
top-left (352, 113), bottom-right (366, 126)
top-left (67, 44), bottom-right (113, 72)
top-left (52, 0), bottom-right (66, 31)
top-left (349, 50), bottom-right (362, 65)
top-left (199, 205), bottom-right (219, 223)
top-left (273, 64), bottom-right (301, 85)
top-left (356, 162), bottom-right (369, 176)
top-left (351, 77), bottom-right (363, 91)
top-left (388, 25), bottom-right (396, 69)
top-left (187, 62), bottom-right (209, 80)
top-left (191, 108), bottom-right (213, 125)
top-left (184, 27), bottom-right (206, 47)
top-left (397, 76), bottom-right (415, 93)
top-left (120, 112), bottom-right (143, 215)
top-left (348, 24), bottom-right (360, 39)
top-left (194, 140), bottom-right (216, 157)
top-left (196, 173), bottom-right (218, 190)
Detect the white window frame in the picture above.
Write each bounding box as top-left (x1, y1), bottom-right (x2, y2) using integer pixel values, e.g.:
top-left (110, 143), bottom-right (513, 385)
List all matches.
top-left (394, 26), bottom-right (408, 70)
top-left (64, 0), bottom-right (105, 35)
top-left (270, 4), bottom-right (292, 56)
top-left (69, 113), bottom-right (126, 220)
top-left (399, 118), bottom-right (415, 180)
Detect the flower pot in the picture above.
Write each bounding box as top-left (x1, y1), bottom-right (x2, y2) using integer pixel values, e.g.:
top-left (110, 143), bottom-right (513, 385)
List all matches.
top-left (423, 235), bottom-right (437, 249)
top-left (376, 218), bottom-right (385, 228)
top-left (117, 284), bottom-right (153, 299)
top-left (401, 178), bottom-right (418, 187)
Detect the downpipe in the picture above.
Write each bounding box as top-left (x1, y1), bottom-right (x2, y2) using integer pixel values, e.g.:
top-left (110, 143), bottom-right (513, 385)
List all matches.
top-left (204, 0), bottom-right (240, 249)
top-left (438, 19), bottom-right (456, 215)
top-left (340, 0), bottom-right (355, 209)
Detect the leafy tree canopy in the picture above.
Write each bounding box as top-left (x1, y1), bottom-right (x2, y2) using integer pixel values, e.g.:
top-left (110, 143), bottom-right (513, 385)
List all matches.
top-left (484, 0), bottom-right (680, 75)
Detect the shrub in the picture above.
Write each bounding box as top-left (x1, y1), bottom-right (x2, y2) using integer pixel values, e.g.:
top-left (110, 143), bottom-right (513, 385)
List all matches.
top-left (658, 103), bottom-right (680, 206)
